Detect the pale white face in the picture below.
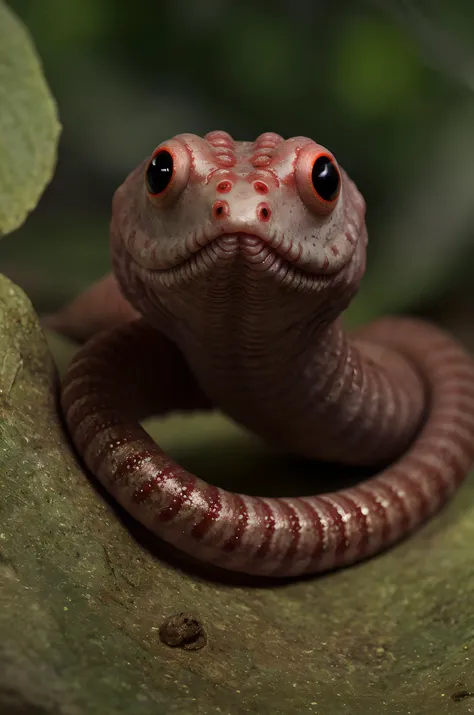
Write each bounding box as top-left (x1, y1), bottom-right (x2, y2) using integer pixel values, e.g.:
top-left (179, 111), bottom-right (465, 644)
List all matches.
top-left (110, 131), bottom-right (366, 291)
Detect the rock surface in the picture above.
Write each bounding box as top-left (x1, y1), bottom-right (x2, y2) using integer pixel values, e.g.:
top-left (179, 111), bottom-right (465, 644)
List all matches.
top-left (1, 271), bottom-right (474, 714)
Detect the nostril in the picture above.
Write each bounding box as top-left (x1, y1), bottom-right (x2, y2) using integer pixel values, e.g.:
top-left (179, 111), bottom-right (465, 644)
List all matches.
top-left (257, 202), bottom-right (271, 222)
top-left (212, 200), bottom-right (229, 219)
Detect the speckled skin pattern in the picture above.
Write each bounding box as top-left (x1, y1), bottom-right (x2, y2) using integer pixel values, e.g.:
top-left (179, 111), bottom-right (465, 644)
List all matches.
top-left (59, 131), bottom-right (474, 577)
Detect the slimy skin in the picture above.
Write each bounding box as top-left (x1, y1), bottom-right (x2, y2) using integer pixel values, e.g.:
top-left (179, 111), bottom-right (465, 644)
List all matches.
top-left (58, 131), bottom-right (474, 577)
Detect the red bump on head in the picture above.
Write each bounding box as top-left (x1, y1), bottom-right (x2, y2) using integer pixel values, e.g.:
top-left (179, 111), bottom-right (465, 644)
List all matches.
top-left (254, 132), bottom-right (283, 147)
top-left (205, 132), bottom-right (237, 168)
top-left (251, 154), bottom-right (272, 167)
top-left (216, 180), bottom-right (232, 194)
top-left (205, 130), bottom-right (235, 147)
top-left (250, 132), bottom-right (282, 167)
top-left (212, 200), bottom-right (230, 219)
top-left (215, 152), bottom-right (236, 168)
top-left (248, 169), bottom-right (280, 189)
top-left (253, 181), bottom-right (269, 195)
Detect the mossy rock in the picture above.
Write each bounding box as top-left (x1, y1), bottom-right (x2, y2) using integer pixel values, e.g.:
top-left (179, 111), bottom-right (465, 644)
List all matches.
top-left (0, 271), bottom-right (473, 714)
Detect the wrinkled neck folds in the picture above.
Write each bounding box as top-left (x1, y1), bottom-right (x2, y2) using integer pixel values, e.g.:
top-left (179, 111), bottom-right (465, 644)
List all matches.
top-left (113, 233), bottom-right (372, 463)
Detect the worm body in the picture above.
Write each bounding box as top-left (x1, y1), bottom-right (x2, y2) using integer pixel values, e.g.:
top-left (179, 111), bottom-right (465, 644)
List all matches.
top-left (60, 131), bottom-right (474, 576)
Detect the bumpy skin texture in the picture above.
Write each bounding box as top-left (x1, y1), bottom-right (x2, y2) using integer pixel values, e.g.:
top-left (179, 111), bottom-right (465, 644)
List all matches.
top-left (59, 131), bottom-right (474, 577)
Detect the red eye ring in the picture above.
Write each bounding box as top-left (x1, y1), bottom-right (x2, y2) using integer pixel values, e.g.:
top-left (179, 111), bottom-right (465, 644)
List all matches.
top-left (295, 144), bottom-right (341, 216)
top-left (310, 152), bottom-right (340, 207)
top-left (145, 148), bottom-right (175, 196)
top-left (143, 139), bottom-right (191, 205)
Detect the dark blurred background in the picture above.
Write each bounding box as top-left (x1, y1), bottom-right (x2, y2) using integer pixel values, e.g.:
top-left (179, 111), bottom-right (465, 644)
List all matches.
top-left (2, 0), bottom-right (474, 336)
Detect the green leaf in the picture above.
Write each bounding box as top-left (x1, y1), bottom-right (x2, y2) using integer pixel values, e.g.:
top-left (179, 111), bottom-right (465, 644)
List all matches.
top-left (0, 1), bottom-right (60, 237)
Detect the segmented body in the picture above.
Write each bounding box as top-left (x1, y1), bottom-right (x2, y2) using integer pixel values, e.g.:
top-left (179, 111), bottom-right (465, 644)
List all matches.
top-left (59, 131), bottom-right (474, 577)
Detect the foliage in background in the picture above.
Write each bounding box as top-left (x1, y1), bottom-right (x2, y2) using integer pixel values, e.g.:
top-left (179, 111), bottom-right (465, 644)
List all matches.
top-left (1, 0), bottom-right (474, 326)
top-left (371, 0), bottom-right (474, 92)
top-left (0, 1), bottom-right (60, 237)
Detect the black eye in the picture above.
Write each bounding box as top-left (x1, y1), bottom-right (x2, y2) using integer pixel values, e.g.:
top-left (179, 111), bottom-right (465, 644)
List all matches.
top-left (311, 155), bottom-right (340, 202)
top-left (146, 150), bottom-right (174, 195)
